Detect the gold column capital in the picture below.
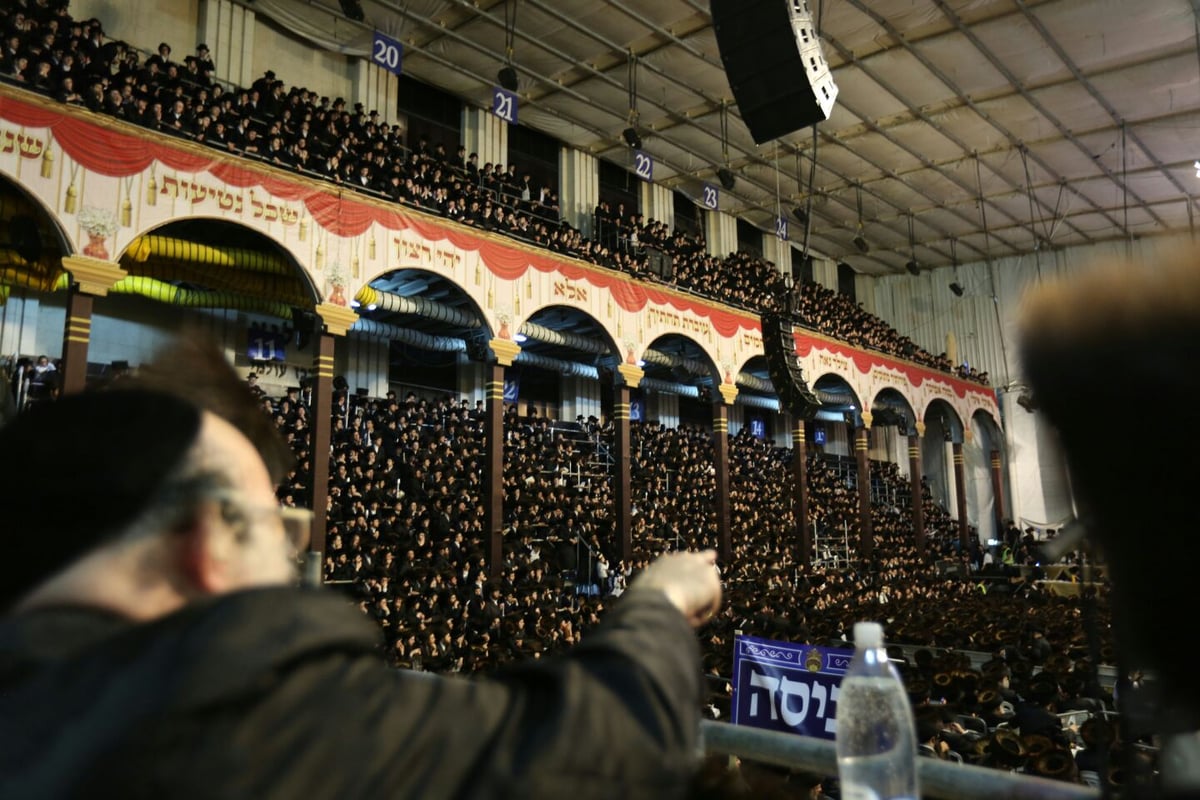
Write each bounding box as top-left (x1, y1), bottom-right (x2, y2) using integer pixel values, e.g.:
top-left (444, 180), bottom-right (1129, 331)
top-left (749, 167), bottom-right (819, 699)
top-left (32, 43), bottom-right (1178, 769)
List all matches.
top-left (915, 421), bottom-right (927, 438)
top-left (616, 363), bottom-right (644, 388)
top-left (860, 410), bottom-right (874, 430)
top-left (61, 255), bottom-right (127, 297)
top-left (489, 336), bottom-right (522, 367)
top-left (314, 302), bottom-right (360, 337)
top-left (717, 383), bottom-right (738, 406)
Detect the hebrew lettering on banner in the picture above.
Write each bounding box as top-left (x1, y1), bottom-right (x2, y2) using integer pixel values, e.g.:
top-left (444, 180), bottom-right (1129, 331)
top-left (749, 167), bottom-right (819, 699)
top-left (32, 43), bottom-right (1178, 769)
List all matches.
top-left (731, 634), bottom-right (852, 740)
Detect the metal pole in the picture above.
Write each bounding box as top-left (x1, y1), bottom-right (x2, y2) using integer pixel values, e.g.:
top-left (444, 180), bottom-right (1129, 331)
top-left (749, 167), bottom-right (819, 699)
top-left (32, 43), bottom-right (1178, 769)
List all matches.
top-left (699, 721), bottom-right (1099, 800)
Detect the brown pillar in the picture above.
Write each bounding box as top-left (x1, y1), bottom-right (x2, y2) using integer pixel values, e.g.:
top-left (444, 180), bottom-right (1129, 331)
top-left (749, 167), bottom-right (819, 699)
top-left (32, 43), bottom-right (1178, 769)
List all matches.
top-left (60, 289), bottom-right (93, 395)
top-left (58, 256), bottom-right (127, 395)
top-left (484, 363), bottom-right (506, 576)
top-left (712, 401), bottom-right (731, 562)
top-left (613, 382), bottom-right (633, 564)
top-left (908, 431), bottom-right (925, 555)
top-left (487, 337), bottom-right (522, 576)
top-left (990, 448), bottom-right (1007, 530)
top-left (793, 420), bottom-right (811, 571)
top-left (855, 425), bottom-right (873, 556)
top-left (953, 441), bottom-right (970, 551)
top-left (615, 364), bottom-right (644, 564)
top-left (307, 331), bottom-right (335, 566)
top-left (307, 303), bottom-right (359, 578)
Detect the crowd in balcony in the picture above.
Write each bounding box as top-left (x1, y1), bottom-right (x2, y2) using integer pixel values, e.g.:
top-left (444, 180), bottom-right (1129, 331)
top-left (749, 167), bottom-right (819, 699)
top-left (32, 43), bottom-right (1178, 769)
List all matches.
top-left (0, 1), bottom-right (989, 387)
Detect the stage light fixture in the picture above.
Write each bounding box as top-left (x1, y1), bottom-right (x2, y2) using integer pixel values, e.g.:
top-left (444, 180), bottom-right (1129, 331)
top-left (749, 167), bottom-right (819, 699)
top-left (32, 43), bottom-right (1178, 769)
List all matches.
top-left (622, 127), bottom-right (642, 149)
top-left (497, 66), bottom-right (518, 91)
top-left (718, 167), bottom-right (736, 191)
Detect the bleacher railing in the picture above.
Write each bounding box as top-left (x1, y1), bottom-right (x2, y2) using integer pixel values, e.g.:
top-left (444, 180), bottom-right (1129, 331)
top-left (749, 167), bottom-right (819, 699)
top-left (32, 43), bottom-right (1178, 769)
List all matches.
top-left (699, 721), bottom-right (1100, 800)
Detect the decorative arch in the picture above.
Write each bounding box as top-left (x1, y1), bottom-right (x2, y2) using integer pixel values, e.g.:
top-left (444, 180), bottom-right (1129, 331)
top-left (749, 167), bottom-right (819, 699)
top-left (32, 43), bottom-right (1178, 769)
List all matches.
top-left (870, 386), bottom-right (918, 433)
top-left (0, 173), bottom-right (74, 292)
top-left (113, 217), bottom-right (321, 314)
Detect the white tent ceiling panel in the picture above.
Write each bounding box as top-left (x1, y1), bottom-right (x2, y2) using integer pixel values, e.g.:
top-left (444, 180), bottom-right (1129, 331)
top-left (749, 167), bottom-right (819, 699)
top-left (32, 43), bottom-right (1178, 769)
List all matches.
top-left (913, 29), bottom-right (1026, 98)
top-left (255, 0), bottom-right (1200, 271)
top-left (1034, 0), bottom-right (1195, 74)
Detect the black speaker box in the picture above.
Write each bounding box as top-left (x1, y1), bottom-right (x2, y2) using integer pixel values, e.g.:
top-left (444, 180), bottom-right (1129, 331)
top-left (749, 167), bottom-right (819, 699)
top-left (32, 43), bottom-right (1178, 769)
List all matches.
top-left (710, 0), bottom-right (839, 144)
top-left (761, 312), bottom-right (821, 418)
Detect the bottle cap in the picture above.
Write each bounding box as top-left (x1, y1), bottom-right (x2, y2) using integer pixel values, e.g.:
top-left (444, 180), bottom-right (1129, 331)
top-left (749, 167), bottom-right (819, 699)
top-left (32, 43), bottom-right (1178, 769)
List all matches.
top-left (853, 621), bottom-right (884, 649)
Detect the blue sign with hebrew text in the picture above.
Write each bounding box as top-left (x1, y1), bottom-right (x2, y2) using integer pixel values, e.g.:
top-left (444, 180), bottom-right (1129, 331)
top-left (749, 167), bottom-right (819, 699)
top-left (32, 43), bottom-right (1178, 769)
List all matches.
top-left (731, 634), bottom-right (852, 740)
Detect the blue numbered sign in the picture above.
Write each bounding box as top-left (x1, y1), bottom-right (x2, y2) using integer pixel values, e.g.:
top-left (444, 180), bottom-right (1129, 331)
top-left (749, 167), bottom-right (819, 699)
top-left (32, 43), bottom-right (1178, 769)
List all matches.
top-left (776, 216), bottom-right (789, 241)
top-left (371, 32), bottom-right (404, 76)
top-left (493, 87), bottom-right (518, 125)
top-left (702, 183), bottom-right (719, 210)
top-left (633, 150), bottom-right (653, 182)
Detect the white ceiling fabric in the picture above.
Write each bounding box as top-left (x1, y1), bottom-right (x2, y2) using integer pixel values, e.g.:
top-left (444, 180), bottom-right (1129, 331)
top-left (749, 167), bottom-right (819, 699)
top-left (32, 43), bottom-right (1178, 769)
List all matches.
top-left (249, 0), bottom-right (1200, 275)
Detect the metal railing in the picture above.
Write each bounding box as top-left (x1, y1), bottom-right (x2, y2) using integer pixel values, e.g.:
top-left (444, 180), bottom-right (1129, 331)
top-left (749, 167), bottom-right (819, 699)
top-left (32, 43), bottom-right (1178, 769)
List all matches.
top-left (699, 721), bottom-right (1100, 800)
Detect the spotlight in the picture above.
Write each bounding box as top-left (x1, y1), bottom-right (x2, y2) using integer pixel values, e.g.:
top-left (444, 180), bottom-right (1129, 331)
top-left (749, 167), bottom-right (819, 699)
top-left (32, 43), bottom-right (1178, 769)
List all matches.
top-left (717, 167), bottom-right (736, 191)
top-left (338, 0), bottom-right (365, 21)
top-left (1017, 391), bottom-right (1038, 413)
top-left (906, 261), bottom-right (920, 276)
top-left (853, 234), bottom-right (869, 254)
top-left (792, 206), bottom-right (808, 225)
top-left (949, 282), bottom-right (964, 297)
top-left (622, 127), bottom-right (642, 149)
top-left (497, 66), bottom-right (518, 91)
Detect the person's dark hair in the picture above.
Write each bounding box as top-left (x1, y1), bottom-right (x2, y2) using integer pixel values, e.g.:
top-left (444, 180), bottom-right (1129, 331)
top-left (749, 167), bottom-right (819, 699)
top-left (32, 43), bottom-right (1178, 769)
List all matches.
top-left (126, 333), bottom-right (294, 483)
top-left (0, 389), bottom-right (202, 609)
top-left (0, 337), bottom-right (294, 610)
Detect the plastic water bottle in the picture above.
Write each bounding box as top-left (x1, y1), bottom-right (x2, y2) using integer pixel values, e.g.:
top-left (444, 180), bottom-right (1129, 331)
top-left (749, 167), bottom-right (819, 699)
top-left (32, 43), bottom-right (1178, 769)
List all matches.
top-left (835, 622), bottom-right (919, 800)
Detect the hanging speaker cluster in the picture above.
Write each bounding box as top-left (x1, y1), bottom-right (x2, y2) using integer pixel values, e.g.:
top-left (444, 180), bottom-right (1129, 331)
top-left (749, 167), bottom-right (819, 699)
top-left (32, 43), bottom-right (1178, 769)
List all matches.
top-left (760, 312), bottom-right (821, 419)
top-left (710, 0), bottom-right (839, 144)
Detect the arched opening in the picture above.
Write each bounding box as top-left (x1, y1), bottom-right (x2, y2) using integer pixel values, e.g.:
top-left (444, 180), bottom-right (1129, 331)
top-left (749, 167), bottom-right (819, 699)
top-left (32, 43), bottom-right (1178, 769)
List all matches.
top-left (512, 304), bottom-right (619, 422)
top-left (733, 354), bottom-right (783, 444)
top-left (638, 333), bottom-right (719, 429)
top-left (811, 373), bottom-right (862, 458)
top-left (354, 266), bottom-right (491, 400)
top-left (870, 387), bottom-right (918, 488)
top-left (0, 174), bottom-right (72, 362)
top-left (923, 399), bottom-right (965, 525)
top-left (968, 409), bottom-right (1008, 545)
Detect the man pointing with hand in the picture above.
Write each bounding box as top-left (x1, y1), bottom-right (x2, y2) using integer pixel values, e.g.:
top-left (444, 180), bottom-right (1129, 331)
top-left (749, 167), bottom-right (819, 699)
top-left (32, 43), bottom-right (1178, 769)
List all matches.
top-left (0, 340), bottom-right (722, 800)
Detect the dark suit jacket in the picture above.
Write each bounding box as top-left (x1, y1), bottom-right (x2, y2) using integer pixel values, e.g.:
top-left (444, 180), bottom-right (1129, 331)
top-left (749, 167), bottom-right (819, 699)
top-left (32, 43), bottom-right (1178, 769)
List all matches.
top-left (0, 586), bottom-right (701, 799)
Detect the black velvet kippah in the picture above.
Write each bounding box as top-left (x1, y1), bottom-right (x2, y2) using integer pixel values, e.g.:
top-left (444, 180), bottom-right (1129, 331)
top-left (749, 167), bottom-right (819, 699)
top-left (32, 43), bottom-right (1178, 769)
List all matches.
top-left (0, 389), bottom-right (202, 609)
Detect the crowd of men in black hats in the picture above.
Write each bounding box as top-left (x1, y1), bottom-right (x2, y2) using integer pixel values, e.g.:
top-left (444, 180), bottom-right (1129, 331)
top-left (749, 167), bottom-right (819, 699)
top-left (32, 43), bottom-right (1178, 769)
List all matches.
top-left (260, 372), bottom-right (1120, 785)
top-left (1, 0), bottom-right (990, 387)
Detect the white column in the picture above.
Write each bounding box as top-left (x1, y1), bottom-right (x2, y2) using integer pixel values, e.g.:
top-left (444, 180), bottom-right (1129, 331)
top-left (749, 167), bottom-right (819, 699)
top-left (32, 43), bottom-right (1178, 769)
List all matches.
top-left (639, 182), bottom-right (673, 228)
top-left (728, 402), bottom-right (744, 436)
top-left (560, 147), bottom-right (599, 236)
top-left (811, 256), bottom-right (838, 291)
top-left (763, 235), bottom-right (793, 274)
top-left (462, 107), bottom-right (508, 170)
top-left (456, 354), bottom-right (486, 405)
top-left (353, 61), bottom-right (399, 123)
top-left (341, 334), bottom-right (390, 398)
top-left (705, 210), bottom-right (738, 258)
top-left (199, 0), bottom-right (256, 88)
top-left (653, 393), bottom-right (681, 428)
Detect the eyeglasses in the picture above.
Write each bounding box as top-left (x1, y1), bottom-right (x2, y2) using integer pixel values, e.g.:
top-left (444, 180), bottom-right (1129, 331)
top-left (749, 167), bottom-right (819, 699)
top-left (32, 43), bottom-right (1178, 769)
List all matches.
top-left (206, 489), bottom-right (315, 555)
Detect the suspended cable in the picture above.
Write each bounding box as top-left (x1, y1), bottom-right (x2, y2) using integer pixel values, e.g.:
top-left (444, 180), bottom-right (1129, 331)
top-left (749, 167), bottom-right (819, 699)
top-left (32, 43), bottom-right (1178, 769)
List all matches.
top-left (975, 151), bottom-right (1013, 390)
top-left (800, 126), bottom-right (818, 262)
top-left (1121, 121), bottom-right (1131, 259)
top-left (1018, 147), bottom-right (1044, 282)
top-left (503, 0), bottom-right (518, 64)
